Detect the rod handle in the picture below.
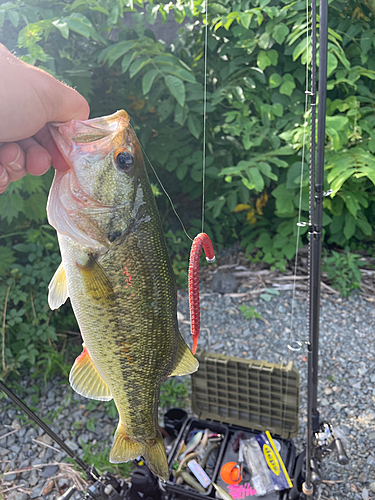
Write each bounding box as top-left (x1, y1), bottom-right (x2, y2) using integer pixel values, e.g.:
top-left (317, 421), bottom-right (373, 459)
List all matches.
top-left (335, 438), bottom-right (349, 465)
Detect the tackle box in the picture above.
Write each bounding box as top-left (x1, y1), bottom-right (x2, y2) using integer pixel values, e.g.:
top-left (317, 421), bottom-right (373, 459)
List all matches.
top-left (164, 351), bottom-right (300, 500)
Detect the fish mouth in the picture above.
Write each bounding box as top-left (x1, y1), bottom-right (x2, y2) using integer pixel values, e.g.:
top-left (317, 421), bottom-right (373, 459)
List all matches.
top-left (47, 110), bottom-right (133, 249)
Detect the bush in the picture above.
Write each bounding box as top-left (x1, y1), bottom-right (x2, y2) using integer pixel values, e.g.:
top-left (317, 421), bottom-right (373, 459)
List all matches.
top-left (1, 0), bottom-right (375, 375)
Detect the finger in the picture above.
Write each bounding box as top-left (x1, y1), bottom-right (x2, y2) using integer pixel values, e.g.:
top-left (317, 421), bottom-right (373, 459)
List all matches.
top-left (0, 143), bottom-right (27, 182)
top-left (17, 137), bottom-right (51, 176)
top-left (34, 125), bottom-right (70, 172)
top-left (0, 164), bottom-right (10, 194)
top-left (43, 77), bottom-right (90, 124)
top-left (0, 45), bottom-right (90, 142)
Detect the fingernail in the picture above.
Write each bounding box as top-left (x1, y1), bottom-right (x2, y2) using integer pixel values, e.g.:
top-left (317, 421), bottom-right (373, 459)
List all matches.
top-left (0, 168), bottom-right (9, 185)
top-left (6, 148), bottom-right (22, 171)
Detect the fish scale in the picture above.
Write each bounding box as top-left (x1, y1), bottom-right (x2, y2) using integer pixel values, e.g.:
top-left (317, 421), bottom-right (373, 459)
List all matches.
top-left (47, 110), bottom-right (199, 479)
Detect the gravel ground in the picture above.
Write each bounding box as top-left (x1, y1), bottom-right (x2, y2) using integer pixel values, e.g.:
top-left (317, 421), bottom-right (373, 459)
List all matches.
top-left (1, 274), bottom-right (375, 500)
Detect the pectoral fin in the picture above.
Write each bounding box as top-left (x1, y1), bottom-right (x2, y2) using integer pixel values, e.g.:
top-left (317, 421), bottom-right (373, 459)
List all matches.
top-left (170, 338), bottom-right (199, 377)
top-left (69, 345), bottom-right (112, 401)
top-left (48, 262), bottom-right (69, 310)
top-left (76, 253), bottom-right (115, 301)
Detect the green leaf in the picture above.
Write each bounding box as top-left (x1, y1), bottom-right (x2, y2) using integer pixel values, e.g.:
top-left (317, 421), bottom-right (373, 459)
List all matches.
top-left (158, 98), bottom-right (174, 122)
top-left (283, 243), bottom-right (296, 260)
top-left (23, 193), bottom-right (47, 222)
top-left (65, 14), bottom-right (93, 38)
top-left (272, 183), bottom-right (295, 216)
top-left (164, 75), bottom-right (186, 107)
top-left (269, 73), bottom-right (282, 88)
top-left (0, 10), bottom-right (5, 27)
top-left (327, 52), bottom-right (338, 78)
top-left (361, 30), bottom-right (373, 56)
top-left (52, 19), bottom-right (69, 39)
top-left (121, 52), bottom-right (137, 73)
top-left (257, 51), bottom-right (271, 71)
top-left (343, 213), bottom-right (356, 240)
top-left (273, 23), bottom-right (289, 44)
top-left (167, 68), bottom-right (196, 84)
top-left (176, 164), bottom-right (188, 180)
top-left (227, 191), bottom-right (238, 212)
top-left (279, 74), bottom-right (296, 96)
top-left (0, 247), bottom-right (15, 276)
top-left (108, 5), bottom-right (119, 25)
top-left (6, 8), bottom-right (19, 27)
top-left (0, 192), bottom-right (24, 224)
top-left (106, 41), bottom-right (137, 67)
top-left (142, 69), bottom-right (158, 95)
top-left (356, 217), bottom-right (372, 236)
top-left (174, 104), bottom-right (188, 126)
top-left (187, 114), bottom-right (201, 139)
top-left (129, 58), bottom-right (151, 78)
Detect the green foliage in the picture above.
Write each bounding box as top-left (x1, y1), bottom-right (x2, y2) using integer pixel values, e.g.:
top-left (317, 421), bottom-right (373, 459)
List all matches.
top-left (239, 305), bottom-right (262, 320)
top-left (260, 288), bottom-right (280, 302)
top-left (80, 441), bottom-right (133, 478)
top-left (322, 249), bottom-right (363, 297)
top-left (159, 377), bottom-right (189, 410)
top-left (1, 0), bottom-right (375, 377)
top-left (0, 236), bottom-right (80, 378)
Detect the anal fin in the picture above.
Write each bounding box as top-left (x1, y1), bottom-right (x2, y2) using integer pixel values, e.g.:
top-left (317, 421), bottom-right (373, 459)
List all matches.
top-left (170, 338), bottom-right (199, 377)
top-left (69, 345), bottom-right (112, 401)
top-left (48, 262), bottom-right (69, 310)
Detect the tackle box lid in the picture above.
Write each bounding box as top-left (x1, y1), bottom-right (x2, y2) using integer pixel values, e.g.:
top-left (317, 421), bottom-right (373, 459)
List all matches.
top-left (191, 351), bottom-right (300, 439)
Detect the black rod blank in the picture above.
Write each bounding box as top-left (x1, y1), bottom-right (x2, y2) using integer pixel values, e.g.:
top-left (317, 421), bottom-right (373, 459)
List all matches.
top-left (0, 379), bottom-right (97, 480)
top-left (305, 0), bottom-right (329, 492)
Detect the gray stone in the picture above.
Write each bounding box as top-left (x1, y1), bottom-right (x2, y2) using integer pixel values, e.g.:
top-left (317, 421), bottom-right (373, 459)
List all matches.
top-left (362, 488), bottom-right (369, 500)
top-left (38, 433), bottom-right (54, 445)
top-left (7, 492), bottom-right (28, 500)
top-left (211, 272), bottom-right (238, 294)
top-left (10, 444), bottom-right (21, 454)
top-left (30, 486), bottom-right (42, 499)
top-left (367, 455), bottom-right (375, 466)
top-left (0, 446), bottom-right (9, 456)
top-left (42, 464), bottom-right (59, 478)
top-left (65, 439), bottom-right (79, 451)
top-left (7, 435), bottom-right (16, 447)
top-left (5, 473), bottom-right (17, 481)
top-left (11, 419), bottom-right (21, 430)
top-left (333, 402), bottom-right (342, 412)
top-left (29, 469), bottom-right (38, 486)
top-left (369, 482), bottom-right (375, 493)
top-left (18, 427), bottom-right (26, 438)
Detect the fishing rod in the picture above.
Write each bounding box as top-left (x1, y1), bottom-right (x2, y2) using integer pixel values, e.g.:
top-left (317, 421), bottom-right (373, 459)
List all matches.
top-left (0, 379), bottom-right (129, 500)
top-left (302, 0), bottom-right (349, 496)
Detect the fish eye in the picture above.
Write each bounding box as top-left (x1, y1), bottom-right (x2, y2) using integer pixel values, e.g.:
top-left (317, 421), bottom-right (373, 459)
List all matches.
top-left (115, 151), bottom-right (134, 172)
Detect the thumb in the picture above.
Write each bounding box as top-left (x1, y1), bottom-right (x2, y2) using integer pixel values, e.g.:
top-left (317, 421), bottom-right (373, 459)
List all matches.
top-left (40, 72), bottom-right (90, 124)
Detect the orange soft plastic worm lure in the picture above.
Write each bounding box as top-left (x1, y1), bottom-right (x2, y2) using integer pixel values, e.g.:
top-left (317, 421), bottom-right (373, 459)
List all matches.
top-left (188, 233), bottom-right (216, 354)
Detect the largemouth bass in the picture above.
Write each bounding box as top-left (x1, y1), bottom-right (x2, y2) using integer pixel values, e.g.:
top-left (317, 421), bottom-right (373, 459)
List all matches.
top-left (46, 110), bottom-right (198, 480)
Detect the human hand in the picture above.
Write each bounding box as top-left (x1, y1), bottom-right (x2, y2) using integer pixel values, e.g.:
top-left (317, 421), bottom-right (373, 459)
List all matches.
top-left (0, 43), bottom-right (90, 194)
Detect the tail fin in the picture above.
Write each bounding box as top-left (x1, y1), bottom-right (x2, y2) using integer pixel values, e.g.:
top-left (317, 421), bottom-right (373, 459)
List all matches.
top-left (109, 423), bottom-right (169, 481)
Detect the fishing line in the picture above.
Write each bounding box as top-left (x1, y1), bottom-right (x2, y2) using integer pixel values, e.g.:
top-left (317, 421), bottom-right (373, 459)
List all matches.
top-left (288, 0), bottom-right (311, 348)
top-left (201, 0), bottom-right (208, 234)
top-left (137, 1), bottom-right (209, 242)
top-left (282, 0), bottom-right (311, 437)
top-left (138, 138), bottom-right (193, 242)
